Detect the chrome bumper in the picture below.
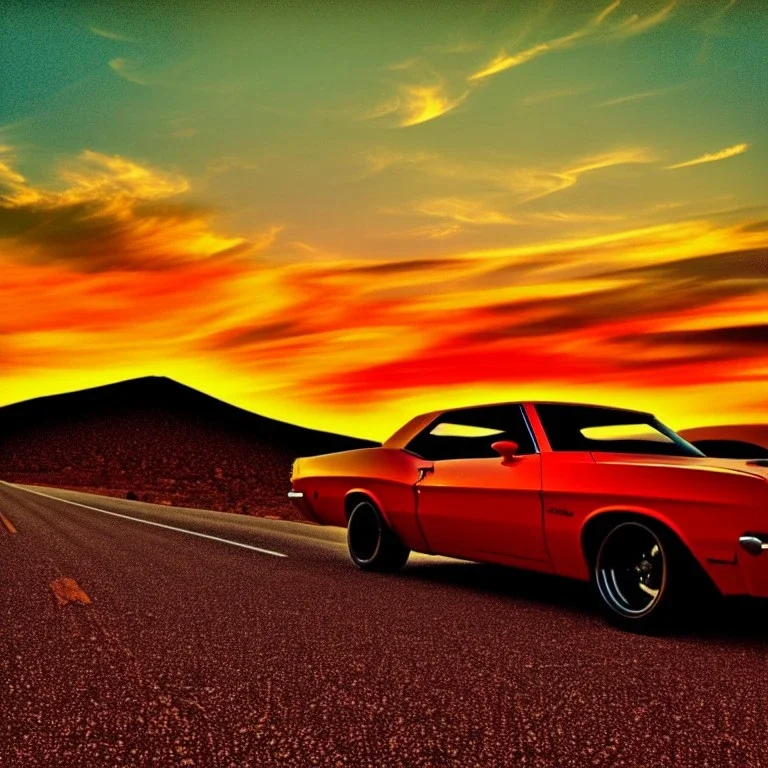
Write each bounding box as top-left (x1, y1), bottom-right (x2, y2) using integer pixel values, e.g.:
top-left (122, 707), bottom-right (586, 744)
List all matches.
top-left (287, 489), bottom-right (322, 524)
top-left (739, 535), bottom-right (768, 556)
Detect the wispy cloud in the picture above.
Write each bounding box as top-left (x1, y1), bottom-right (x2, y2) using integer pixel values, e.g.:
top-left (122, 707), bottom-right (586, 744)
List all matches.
top-left (386, 57), bottom-right (422, 72)
top-left (413, 197), bottom-right (516, 226)
top-left (381, 222), bottom-right (464, 241)
top-left (666, 142), bottom-right (750, 170)
top-left (0, 146), bottom-right (25, 187)
top-left (531, 211), bottom-right (625, 224)
top-left (109, 58), bottom-right (148, 85)
top-left (596, 84), bottom-right (685, 107)
top-left (612, 2), bottom-right (677, 38)
top-left (468, 1), bottom-right (621, 81)
top-left (367, 2), bottom-right (676, 130)
top-left (89, 26), bottom-right (135, 43)
top-left (365, 147), bottom-right (654, 202)
top-left (365, 84), bottom-right (468, 128)
top-left (694, 0), bottom-right (738, 65)
top-left (468, 1), bottom-right (676, 82)
top-left (520, 148), bottom-right (656, 202)
top-left (468, 28), bottom-right (586, 82)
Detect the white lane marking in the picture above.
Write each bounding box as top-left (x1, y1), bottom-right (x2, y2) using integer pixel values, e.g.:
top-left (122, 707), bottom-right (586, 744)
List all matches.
top-left (1, 483), bottom-right (287, 558)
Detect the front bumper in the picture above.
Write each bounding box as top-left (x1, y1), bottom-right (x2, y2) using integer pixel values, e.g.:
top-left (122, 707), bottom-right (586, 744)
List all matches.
top-left (730, 533), bottom-right (768, 597)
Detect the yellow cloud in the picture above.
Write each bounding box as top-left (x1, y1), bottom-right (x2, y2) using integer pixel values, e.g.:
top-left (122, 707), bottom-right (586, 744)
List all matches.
top-left (521, 148), bottom-right (656, 202)
top-left (666, 142), bottom-right (750, 170)
top-left (613, 2), bottom-right (677, 38)
top-left (0, 147), bottom-right (26, 188)
top-left (468, 0), bottom-right (621, 81)
top-left (0, 150), bottom-right (254, 271)
top-left (567, 148), bottom-right (655, 175)
top-left (414, 197), bottom-right (516, 225)
top-left (364, 147), bottom-right (653, 203)
top-left (468, 1), bottom-right (676, 82)
top-left (363, 83), bottom-right (467, 127)
top-left (468, 30), bottom-right (586, 81)
top-left (531, 211), bottom-right (625, 224)
top-left (398, 85), bottom-right (468, 127)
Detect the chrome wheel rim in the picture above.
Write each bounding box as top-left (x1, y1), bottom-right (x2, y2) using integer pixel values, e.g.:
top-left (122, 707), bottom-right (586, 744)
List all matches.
top-left (348, 502), bottom-right (381, 564)
top-left (595, 522), bottom-right (666, 618)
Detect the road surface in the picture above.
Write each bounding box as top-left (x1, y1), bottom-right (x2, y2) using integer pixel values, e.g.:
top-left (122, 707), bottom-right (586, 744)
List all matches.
top-left (1, 481), bottom-right (767, 767)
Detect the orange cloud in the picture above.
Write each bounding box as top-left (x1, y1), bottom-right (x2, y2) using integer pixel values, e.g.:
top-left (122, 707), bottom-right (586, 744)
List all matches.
top-left (0, 149), bottom-right (259, 271)
top-left (3, 146), bottom-right (768, 440)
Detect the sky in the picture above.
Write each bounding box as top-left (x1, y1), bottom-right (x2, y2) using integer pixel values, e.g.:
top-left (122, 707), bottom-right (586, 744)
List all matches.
top-left (1, 0), bottom-right (767, 440)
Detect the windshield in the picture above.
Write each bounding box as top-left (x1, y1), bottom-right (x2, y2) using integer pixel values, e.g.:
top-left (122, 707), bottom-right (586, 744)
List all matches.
top-left (535, 404), bottom-right (705, 457)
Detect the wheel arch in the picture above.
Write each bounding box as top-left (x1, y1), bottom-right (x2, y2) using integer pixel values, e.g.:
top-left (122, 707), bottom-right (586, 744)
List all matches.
top-left (344, 489), bottom-right (393, 528)
top-left (580, 506), bottom-right (696, 570)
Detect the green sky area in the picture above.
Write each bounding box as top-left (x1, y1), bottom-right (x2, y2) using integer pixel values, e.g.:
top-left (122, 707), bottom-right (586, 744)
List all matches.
top-left (2, 0), bottom-right (766, 260)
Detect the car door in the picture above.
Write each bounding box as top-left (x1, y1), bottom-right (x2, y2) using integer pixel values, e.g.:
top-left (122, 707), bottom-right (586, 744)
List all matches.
top-left (408, 405), bottom-right (549, 566)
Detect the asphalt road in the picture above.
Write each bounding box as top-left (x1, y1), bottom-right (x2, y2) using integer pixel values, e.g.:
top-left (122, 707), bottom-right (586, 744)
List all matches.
top-left (1, 482), bottom-right (768, 767)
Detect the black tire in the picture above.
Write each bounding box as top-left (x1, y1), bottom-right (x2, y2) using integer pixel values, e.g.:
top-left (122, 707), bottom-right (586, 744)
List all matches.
top-left (347, 500), bottom-right (410, 572)
top-left (591, 519), bottom-right (693, 633)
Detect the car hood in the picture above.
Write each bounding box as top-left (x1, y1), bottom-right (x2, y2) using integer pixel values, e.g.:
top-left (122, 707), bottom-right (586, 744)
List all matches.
top-left (590, 452), bottom-right (768, 480)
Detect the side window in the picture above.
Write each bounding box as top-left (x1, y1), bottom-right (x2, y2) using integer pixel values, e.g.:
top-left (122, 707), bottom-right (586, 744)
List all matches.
top-left (405, 405), bottom-right (536, 461)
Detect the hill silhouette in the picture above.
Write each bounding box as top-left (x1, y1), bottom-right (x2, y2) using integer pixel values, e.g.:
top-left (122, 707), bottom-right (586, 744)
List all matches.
top-left (0, 377), bottom-right (377, 518)
top-left (678, 425), bottom-right (768, 459)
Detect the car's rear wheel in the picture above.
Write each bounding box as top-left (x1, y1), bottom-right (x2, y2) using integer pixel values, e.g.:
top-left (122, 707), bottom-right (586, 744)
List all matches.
top-left (593, 520), bottom-right (681, 632)
top-left (347, 500), bottom-right (410, 572)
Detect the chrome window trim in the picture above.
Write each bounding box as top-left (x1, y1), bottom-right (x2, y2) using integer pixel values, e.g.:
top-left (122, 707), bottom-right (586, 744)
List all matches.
top-left (519, 404), bottom-right (540, 454)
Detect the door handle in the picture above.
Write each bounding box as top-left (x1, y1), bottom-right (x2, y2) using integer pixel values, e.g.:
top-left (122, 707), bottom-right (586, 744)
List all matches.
top-left (416, 465), bottom-right (434, 483)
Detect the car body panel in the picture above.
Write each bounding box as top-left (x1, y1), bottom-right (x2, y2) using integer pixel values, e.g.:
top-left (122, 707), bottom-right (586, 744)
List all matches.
top-left (415, 453), bottom-right (550, 568)
top-left (291, 447), bottom-right (431, 551)
top-left (540, 451), bottom-right (768, 594)
top-left (290, 402), bottom-right (768, 599)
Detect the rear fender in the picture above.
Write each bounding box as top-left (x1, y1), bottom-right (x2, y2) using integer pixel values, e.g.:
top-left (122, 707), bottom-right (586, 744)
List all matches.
top-left (345, 488), bottom-right (393, 528)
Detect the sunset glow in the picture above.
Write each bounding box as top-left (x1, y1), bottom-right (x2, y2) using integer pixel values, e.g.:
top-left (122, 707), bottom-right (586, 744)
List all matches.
top-left (1, 0), bottom-right (766, 440)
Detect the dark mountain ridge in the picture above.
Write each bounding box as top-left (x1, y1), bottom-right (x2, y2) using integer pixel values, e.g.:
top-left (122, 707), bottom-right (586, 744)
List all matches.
top-left (0, 377), bottom-right (378, 517)
top-left (678, 424), bottom-right (768, 460)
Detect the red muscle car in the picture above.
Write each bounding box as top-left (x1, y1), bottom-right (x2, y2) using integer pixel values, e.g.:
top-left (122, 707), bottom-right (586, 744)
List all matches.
top-left (288, 402), bottom-right (768, 631)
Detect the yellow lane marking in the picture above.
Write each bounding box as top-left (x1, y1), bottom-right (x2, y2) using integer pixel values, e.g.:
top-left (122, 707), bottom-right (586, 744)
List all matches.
top-left (0, 511), bottom-right (17, 534)
top-left (50, 577), bottom-right (92, 607)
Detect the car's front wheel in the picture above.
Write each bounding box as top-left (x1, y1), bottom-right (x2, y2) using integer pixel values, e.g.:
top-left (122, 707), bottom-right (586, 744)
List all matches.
top-left (592, 520), bottom-right (682, 632)
top-left (347, 500), bottom-right (410, 572)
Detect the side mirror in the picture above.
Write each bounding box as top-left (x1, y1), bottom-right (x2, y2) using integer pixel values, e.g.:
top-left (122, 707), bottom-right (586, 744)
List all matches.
top-left (491, 440), bottom-right (520, 465)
